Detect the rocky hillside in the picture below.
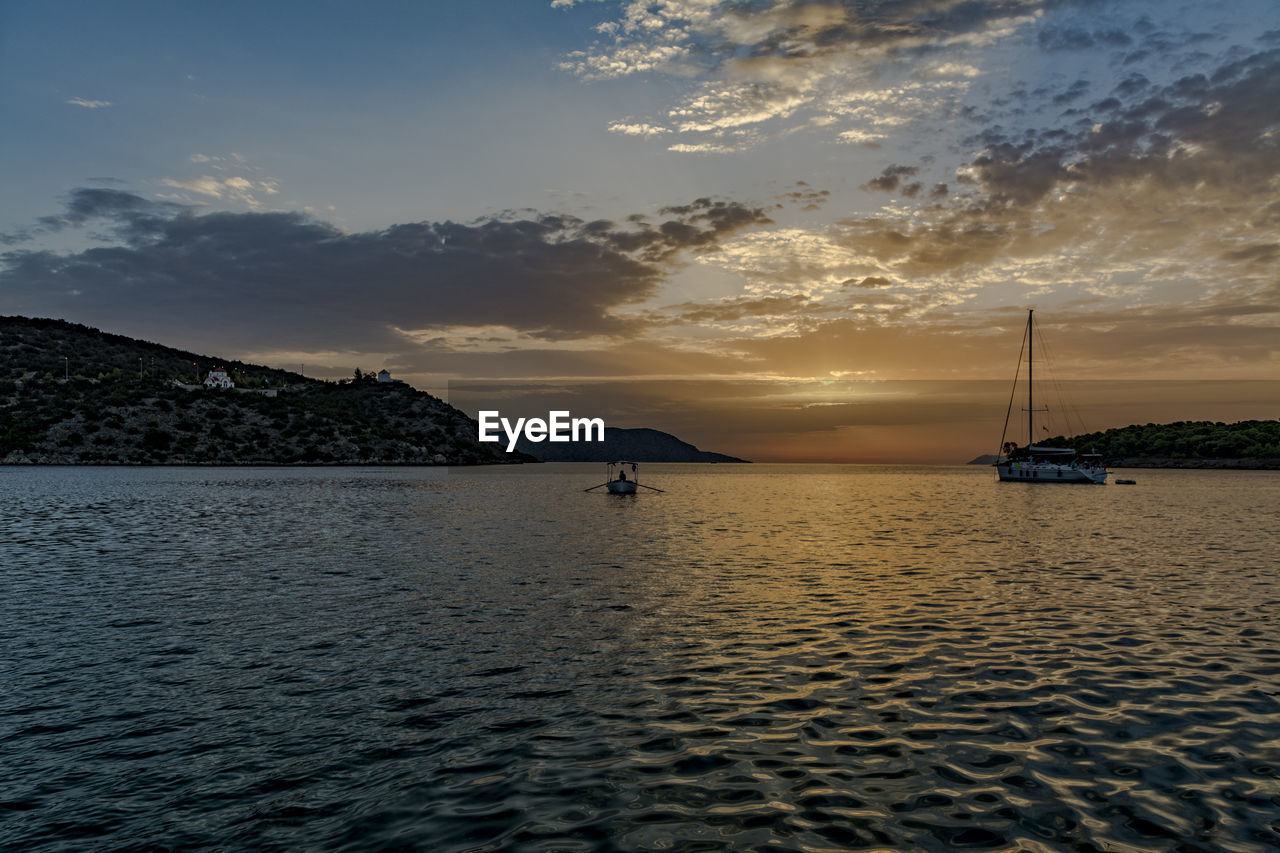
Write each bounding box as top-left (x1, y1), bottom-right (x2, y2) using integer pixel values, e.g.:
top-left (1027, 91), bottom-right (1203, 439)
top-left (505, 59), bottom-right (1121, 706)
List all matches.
top-left (0, 316), bottom-right (524, 465)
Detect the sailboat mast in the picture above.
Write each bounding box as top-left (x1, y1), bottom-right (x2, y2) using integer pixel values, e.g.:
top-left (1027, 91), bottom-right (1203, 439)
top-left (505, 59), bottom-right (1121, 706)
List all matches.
top-left (1027, 309), bottom-right (1033, 448)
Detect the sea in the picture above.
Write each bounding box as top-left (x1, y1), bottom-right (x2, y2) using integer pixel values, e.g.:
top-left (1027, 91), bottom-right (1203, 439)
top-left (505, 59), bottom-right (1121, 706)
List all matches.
top-left (2, 464), bottom-right (1278, 852)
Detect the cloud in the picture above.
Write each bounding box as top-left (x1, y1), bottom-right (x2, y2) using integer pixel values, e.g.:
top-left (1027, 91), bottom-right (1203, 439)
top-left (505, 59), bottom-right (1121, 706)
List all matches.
top-left (608, 121), bottom-right (671, 137)
top-left (160, 175), bottom-right (281, 210)
top-left (692, 227), bottom-right (889, 298)
top-left (1051, 78), bottom-right (1092, 106)
top-left (653, 40), bottom-right (1280, 368)
top-left (863, 164), bottom-right (920, 193)
top-left (849, 276), bottom-right (892, 288)
top-left (24, 188), bottom-right (188, 242)
top-left (561, 1), bottom-right (1276, 166)
top-left (563, 1), bottom-right (1049, 82)
top-left (658, 294), bottom-right (831, 327)
top-left (967, 46), bottom-right (1280, 214)
top-left (10, 14), bottom-right (1279, 395)
top-left (1, 191), bottom-right (771, 350)
top-left (668, 140), bottom-right (755, 154)
top-left (560, 0), bottom-right (1058, 150)
top-left (1038, 25), bottom-right (1133, 52)
top-left (781, 181), bottom-right (832, 210)
top-left (837, 129), bottom-right (886, 145)
top-left (66, 97), bottom-right (111, 109)
top-left (820, 43), bottom-right (1280, 290)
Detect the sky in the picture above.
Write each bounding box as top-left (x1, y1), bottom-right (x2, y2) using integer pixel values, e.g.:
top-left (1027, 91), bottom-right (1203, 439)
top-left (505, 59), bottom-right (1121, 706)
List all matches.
top-left (2, 0), bottom-right (1278, 461)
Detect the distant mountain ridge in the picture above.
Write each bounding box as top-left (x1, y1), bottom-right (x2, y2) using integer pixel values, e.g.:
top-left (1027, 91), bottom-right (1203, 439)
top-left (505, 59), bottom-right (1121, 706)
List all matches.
top-left (516, 426), bottom-right (747, 463)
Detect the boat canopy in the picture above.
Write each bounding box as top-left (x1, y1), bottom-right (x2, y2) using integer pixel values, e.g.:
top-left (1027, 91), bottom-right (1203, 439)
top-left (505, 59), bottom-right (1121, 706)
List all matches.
top-left (1027, 445), bottom-right (1077, 455)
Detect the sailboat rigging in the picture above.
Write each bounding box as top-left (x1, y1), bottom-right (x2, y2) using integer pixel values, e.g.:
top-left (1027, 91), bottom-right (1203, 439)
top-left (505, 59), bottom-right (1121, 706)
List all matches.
top-left (995, 310), bottom-right (1108, 484)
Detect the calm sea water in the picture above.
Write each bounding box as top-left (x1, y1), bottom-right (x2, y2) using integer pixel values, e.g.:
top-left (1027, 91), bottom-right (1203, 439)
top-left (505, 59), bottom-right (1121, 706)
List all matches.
top-left (2, 464), bottom-right (1278, 851)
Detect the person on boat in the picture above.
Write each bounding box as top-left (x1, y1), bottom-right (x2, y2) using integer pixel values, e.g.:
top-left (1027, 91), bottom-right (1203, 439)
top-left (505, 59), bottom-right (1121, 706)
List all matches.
top-left (618, 469), bottom-right (627, 482)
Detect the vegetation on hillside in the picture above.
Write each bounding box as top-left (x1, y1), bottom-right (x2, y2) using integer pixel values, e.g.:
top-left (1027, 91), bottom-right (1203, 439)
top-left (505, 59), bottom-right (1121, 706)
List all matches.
top-left (1042, 420), bottom-right (1280, 461)
top-left (1, 316), bottom-right (520, 465)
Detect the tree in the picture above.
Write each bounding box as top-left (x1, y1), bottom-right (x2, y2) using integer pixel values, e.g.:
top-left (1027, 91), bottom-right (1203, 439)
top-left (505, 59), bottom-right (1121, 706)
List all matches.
top-left (142, 427), bottom-right (172, 451)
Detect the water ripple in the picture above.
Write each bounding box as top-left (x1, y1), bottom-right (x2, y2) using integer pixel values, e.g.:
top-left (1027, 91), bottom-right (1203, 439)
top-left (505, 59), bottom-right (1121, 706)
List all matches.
top-left (1, 465), bottom-right (1278, 850)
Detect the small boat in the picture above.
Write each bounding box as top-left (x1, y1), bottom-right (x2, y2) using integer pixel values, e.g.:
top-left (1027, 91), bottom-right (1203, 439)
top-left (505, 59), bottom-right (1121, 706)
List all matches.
top-left (995, 310), bottom-right (1108, 485)
top-left (584, 461), bottom-right (664, 494)
top-left (606, 460), bottom-right (638, 494)
top-left (1115, 478), bottom-right (1136, 485)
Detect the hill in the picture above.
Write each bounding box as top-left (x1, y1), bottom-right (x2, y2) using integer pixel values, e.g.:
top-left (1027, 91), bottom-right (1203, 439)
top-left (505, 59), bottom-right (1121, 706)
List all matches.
top-left (975, 420), bottom-right (1280, 468)
top-left (516, 426), bottom-right (747, 463)
top-left (0, 316), bottom-right (527, 465)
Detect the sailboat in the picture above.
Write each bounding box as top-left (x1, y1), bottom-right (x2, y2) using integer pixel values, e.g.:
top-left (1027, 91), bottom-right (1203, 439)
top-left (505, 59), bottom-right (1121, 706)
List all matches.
top-left (995, 310), bottom-right (1108, 484)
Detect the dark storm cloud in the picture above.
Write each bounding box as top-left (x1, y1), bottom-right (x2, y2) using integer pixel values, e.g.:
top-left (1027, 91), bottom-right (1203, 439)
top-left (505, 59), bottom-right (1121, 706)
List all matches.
top-left (0, 193), bottom-right (771, 349)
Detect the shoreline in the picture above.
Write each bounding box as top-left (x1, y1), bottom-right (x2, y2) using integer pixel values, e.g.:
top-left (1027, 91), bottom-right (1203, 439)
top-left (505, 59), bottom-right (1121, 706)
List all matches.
top-left (8, 458), bottom-right (1280, 470)
top-left (0, 458), bottom-right (531, 467)
top-left (968, 454), bottom-right (1280, 470)
top-left (1107, 457), bottom-right (1280, 470)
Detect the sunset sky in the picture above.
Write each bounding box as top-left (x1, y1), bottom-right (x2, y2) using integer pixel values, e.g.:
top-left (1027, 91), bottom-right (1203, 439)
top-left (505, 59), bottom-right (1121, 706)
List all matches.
top-left (2, 1), bottom-right (1277, 461)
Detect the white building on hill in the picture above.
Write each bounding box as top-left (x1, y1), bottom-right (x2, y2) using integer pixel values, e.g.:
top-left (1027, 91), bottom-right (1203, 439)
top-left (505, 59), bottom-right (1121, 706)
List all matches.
top-left (204, 368), bottom-right (234, 389)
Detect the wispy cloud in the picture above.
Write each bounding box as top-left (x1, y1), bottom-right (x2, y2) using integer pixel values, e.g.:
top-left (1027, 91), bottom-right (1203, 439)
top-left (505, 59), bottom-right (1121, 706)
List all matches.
top-left (608, 120), bottom-right (671, 137)
top-left (160, 175), bottom-right (281, 209)
top-left (66, 97), bottom-right (111, 109)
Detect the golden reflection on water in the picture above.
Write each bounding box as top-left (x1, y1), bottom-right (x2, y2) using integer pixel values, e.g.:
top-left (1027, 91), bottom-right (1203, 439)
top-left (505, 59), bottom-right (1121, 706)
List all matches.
top-left (4, 464), bottom-right (1279, 851)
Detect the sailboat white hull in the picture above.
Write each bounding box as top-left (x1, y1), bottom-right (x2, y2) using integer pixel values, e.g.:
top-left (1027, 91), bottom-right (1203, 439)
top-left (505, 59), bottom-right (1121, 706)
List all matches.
top-left (996, 462), bottom-right (1107, 484)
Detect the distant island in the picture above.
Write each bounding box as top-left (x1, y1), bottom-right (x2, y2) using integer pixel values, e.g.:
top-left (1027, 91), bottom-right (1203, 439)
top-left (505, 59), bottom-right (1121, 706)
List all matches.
top-left (968, 420), bottom-right (1280, 469)
top-left (515, 426), bottom-right (747, 463)
top-left (0, 316), bottom-right (527, 465)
